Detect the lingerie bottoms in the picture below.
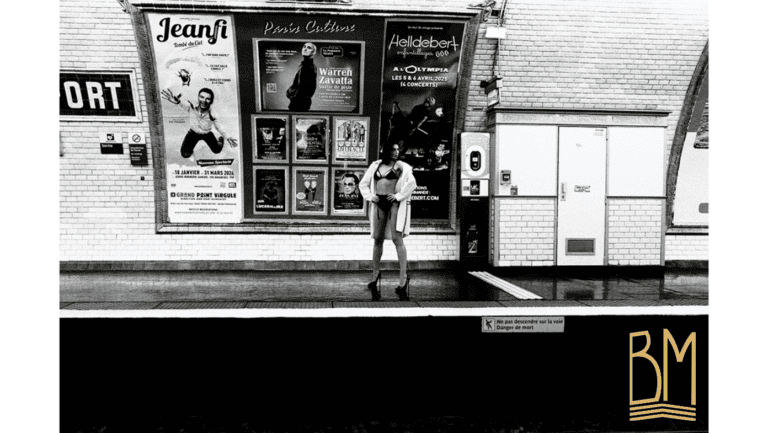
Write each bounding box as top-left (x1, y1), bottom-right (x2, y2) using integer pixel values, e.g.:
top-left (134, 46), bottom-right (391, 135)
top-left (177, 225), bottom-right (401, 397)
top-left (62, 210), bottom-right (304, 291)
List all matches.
top-left (375, 194), bottom-right (394, 214)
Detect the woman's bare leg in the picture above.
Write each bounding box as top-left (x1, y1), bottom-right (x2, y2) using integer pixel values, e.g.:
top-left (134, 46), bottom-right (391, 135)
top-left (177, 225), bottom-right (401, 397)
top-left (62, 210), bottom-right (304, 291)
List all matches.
top-left (392, 232), bottom-right (407, 286)
top-left (371, 206), bottom-right (388, 282)
top-left (389, 203), bottom-right (407, 286)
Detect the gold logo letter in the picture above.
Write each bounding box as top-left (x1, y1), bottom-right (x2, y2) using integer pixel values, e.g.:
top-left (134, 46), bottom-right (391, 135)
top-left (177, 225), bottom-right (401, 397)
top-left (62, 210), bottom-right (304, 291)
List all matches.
top-left (630, 331), bottom-right (662, 405)
top-left (663, 329), bottom-right (696, 405)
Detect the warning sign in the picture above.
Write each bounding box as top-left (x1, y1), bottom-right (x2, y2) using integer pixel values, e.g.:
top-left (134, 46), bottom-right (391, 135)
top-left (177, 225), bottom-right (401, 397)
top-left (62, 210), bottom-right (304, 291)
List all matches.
top-left (481, 317), bottom-right (565, 333)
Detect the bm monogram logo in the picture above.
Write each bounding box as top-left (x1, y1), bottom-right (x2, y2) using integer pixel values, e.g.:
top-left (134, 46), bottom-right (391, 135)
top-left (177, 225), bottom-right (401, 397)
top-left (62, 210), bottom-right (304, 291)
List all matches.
top-left (629, 330), bottom-right (696, 421)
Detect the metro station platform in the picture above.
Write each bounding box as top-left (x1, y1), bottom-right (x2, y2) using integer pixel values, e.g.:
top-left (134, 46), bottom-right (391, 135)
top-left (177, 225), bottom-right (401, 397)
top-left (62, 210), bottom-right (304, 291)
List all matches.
top-left (60, 267), bottom-right (708, 310)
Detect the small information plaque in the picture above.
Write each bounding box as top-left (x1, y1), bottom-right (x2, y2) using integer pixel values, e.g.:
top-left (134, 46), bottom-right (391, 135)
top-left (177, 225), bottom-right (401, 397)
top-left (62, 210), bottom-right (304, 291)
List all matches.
top-left (129, 143), bottom-right (148, 166)
top-left (99, 131), bottom-right (123, 154)
top-left (481, 317), bottom-right (565, 333)
top-left (100, 142), bottom-right (124, 154)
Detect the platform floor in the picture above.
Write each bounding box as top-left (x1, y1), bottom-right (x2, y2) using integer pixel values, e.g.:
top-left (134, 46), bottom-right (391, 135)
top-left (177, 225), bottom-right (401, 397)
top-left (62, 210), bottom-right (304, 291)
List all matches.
top-left (60, 268), bottom-right (708, 309)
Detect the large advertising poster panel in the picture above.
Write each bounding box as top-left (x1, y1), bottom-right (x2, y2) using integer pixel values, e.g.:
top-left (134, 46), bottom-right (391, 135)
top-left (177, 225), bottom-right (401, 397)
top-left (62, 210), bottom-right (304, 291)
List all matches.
top-left (380, 21), bottom-right (465, 220)
top-left (255, 39), bottom-right (364, 113)
top-left (148, 14), bottom-right (243, 223)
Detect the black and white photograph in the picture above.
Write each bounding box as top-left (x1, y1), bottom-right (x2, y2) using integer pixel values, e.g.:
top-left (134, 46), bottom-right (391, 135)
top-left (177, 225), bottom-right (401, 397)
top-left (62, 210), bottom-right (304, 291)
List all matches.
top-left (253, 166), bottom-right (288, 214)
top-left (45, 0), bottom-right (746, 432)
top-left (333, 116), bottom-right (369, 164)
top-left (254, 39), bottom-right (364, 113)
top-left (252, 115), bottom-right (288, 162)
top-left (331, 168), bottom-right (367, 216)
top-left (292, 167), bottom-right (328, 215)
top-left (293, 115), bottom-right (329, 163)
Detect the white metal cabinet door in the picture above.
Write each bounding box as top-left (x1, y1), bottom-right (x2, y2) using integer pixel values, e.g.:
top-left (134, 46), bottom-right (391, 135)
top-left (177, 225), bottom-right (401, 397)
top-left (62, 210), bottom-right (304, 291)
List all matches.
top-left (557, 127), bottom-right (607, 265)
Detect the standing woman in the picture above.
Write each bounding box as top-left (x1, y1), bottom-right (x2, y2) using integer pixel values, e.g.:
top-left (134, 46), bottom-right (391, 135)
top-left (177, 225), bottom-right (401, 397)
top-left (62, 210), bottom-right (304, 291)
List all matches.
top-left (359, 141), bottom-right (418, 300)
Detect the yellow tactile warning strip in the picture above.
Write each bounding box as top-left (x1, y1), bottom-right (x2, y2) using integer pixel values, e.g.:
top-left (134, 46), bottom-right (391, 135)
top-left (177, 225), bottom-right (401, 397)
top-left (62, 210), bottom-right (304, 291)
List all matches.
top-left (468, 272), bottom-right (543, 300)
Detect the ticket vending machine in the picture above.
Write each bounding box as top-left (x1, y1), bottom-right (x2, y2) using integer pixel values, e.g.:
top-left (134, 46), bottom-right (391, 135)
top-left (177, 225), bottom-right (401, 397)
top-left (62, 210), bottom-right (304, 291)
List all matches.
top-left (458, 132), bottom-right (490, 264)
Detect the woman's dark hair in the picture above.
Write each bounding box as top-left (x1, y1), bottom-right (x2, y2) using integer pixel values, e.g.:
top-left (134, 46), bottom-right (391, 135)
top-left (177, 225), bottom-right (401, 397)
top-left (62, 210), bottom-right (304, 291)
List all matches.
top-left (379, 140), bottom-right (401, 163)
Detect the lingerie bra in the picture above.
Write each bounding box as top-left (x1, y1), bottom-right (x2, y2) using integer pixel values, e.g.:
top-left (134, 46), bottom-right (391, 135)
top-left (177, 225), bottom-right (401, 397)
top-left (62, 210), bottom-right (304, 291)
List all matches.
top-left (374, 165), bottom-right (400, 181)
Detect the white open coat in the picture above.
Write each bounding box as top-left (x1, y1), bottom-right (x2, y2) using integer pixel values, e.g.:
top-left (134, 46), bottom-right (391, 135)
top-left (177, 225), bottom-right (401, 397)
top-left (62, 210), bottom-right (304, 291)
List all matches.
top-left (358, 160), bottom-right (418, 238)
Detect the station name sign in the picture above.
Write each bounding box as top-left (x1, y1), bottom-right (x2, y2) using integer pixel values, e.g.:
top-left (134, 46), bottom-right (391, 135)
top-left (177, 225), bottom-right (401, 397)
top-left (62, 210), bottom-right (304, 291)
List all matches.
top-left (60, 70), bottom-right (141, 121)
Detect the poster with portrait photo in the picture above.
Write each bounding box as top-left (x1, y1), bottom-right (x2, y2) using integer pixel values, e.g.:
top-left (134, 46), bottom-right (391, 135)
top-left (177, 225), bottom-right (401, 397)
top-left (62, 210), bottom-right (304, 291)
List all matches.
top-left (252, 115), bottom-right (288, 162)
top-left (293, 116), bottom-right (328, 163)
top-left (293, 167), bottom-right (327, 215)
top-left (331, 168), bottom-right (366, 216)
top-left (253, 167), bottom-right (288, 214)
top-left (254, 39), bottom-right (364, 113)
top-left (332, 117), bottom-right (369, 164)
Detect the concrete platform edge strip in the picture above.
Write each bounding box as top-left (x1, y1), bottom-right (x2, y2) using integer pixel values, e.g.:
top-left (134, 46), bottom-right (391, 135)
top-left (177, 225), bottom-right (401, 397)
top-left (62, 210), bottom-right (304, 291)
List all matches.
top-left (469, 272), bottom-right (543, 300)
top-left (59, 260), bottom-right (457, 272)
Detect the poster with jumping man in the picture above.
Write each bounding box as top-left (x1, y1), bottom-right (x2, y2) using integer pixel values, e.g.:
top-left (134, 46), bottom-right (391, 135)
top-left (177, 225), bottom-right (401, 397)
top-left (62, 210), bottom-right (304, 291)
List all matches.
top-left (149, 13), bottom-right (243, 223)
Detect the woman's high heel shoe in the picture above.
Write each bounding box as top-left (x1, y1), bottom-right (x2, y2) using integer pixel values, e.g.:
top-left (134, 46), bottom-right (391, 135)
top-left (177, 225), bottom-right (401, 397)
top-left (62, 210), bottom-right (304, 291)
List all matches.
top-left (368, 271), bottom-right (382, 301)
top-left (395, 274), bottom-right (410, 300)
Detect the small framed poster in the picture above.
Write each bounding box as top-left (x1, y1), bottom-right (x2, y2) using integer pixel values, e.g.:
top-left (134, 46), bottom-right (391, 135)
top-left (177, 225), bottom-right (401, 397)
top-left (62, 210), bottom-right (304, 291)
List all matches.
top-left (293, 116), bottom-right (329, 164)
top-left (252, 115), bottom-right (288, 163)
top-left (332, 117), bottom-right (369, 165)
top-left (292, 167), bottom-right (328, 215)
top-left (253, 166), bottom-right (289, 215)
top-left (331, 168), bottom-right (367, 216)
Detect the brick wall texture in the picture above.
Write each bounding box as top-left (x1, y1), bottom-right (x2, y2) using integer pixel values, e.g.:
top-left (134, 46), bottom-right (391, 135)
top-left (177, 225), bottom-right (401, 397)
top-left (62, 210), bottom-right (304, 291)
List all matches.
top-left (60, 0), bottom-right (708, 263)
top-left (607, 200), bottom-right (663, 265)
top-left (665, 235), bottom-right (708, 261)
top-left (465, 0), bottom-right (709, 166)
top-left (494, 199), bottom-right (555, 267)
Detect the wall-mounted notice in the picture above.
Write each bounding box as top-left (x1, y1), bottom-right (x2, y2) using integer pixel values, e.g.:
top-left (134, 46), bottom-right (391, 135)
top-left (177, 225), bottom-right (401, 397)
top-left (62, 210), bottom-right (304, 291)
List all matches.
top-left (148, 13), bottom-right (243, 223)
top-left (99, 131), bottom-right (124, 154)
top-left (255, 39), bottom-right (364, 113)
top-left (481, 317), bottom-right (565, 333)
